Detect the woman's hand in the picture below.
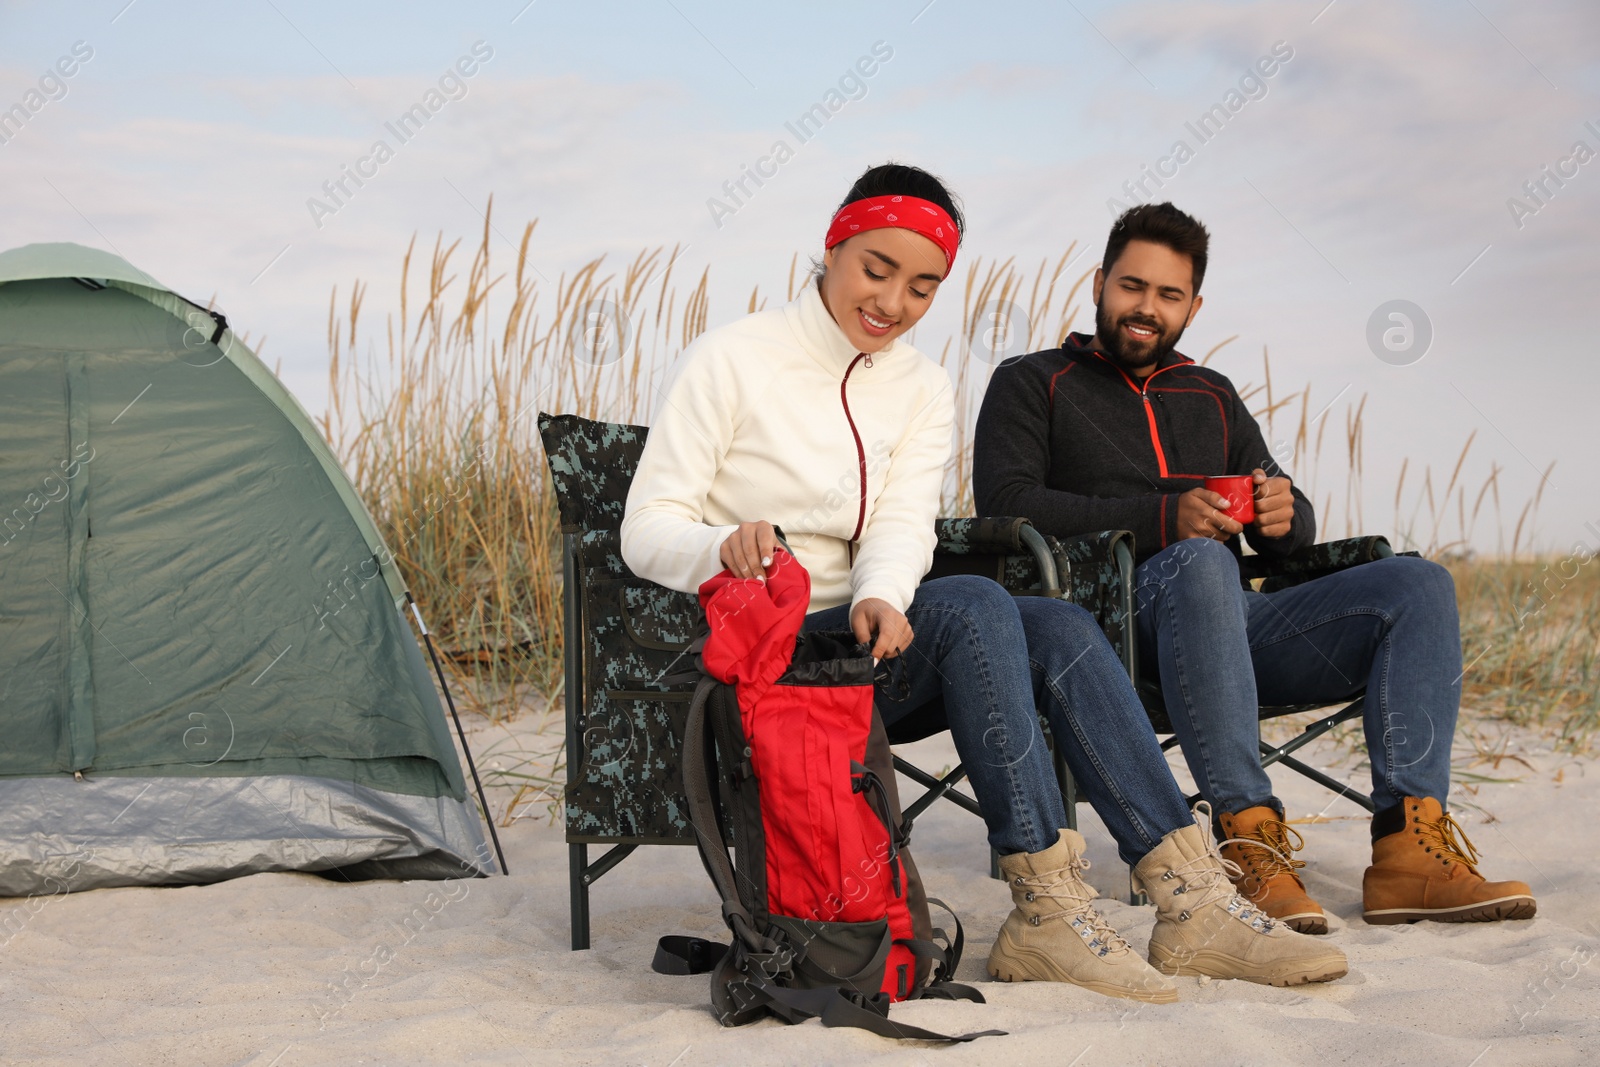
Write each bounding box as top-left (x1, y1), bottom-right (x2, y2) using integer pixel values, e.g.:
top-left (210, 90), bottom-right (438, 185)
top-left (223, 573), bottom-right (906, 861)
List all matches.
top-left (719, 521), bottom-right (779, 580)
top-left (851, 598), bottom-right (914, 661)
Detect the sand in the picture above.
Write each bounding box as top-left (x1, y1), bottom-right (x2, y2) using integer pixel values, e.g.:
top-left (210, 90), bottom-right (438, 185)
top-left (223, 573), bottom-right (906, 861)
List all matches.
top-left (2, 715), bottom-right (1595, 1067)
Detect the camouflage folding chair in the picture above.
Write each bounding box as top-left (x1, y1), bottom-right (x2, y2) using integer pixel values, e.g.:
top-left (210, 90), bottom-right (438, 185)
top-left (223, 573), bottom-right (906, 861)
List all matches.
top-left (1120, 536), bottom-right (1422, 815)
top-left (537, 412), bottom-right (1125, 950)
top-left (907, 521), bottom-right (1141, 830)
top-left (898, 525), bottom-right (1402, 891)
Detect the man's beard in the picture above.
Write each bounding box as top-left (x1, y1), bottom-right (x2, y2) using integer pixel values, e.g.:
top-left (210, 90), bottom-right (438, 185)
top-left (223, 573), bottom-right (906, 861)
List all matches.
top-left (1094, 302), bottom-right (1185, 374)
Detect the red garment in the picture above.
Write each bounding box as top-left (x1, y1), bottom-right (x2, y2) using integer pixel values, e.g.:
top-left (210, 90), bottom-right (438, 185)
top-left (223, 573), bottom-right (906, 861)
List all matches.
top-left (824, 194), bottom-right (960, 278)
top-left (698, 550), bottom-right (917, 1000)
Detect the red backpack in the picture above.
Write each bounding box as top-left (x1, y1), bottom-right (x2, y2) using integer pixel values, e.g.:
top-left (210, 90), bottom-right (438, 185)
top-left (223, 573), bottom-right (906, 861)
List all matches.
top-left (652, 550), bottom-right (1000, 1042)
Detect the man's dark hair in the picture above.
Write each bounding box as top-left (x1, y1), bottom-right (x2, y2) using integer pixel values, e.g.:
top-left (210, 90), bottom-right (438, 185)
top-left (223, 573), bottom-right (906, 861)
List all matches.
top-left (838, 162), bottom-right (965, 239)
top-left (1102, 202), bottom-right (1210, 294)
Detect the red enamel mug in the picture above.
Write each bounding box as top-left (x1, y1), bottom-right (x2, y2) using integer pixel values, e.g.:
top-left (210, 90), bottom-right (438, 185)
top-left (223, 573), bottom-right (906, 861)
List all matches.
top-left (1204, 475), bottom-right (1255, 525)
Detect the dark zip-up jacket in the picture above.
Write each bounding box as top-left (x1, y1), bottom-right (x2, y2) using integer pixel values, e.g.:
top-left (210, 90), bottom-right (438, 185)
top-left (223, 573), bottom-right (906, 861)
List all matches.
top-left (973, 332), bottom-right (1314, 563)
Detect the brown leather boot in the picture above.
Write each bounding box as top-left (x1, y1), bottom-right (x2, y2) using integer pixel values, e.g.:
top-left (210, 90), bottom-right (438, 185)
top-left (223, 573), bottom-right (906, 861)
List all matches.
top-left (1363, 796), bottom-right (1536, 924)
top-left (1218, 806), bottom-right (1328, 935)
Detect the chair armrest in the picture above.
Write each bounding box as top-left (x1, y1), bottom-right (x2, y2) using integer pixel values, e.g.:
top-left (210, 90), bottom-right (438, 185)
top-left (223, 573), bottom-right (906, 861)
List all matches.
top-left (934, 516), bottom-right (1066, 596)
top-left (934, 516), bottom-right (1031, 555)
top-left (1237, 535), bottom-right (1395, 588)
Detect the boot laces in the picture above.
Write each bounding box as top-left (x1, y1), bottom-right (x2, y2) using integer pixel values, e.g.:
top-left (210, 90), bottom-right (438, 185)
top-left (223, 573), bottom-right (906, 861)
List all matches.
top-left (1173, 803), bottom-right (1278, 933)
top-left (1019, 855), bottom-right (1131, 958)
top-left (1417, 810), bottom-right (1483, 872)
top-left (1220, 818), bottom-right (1306, 883)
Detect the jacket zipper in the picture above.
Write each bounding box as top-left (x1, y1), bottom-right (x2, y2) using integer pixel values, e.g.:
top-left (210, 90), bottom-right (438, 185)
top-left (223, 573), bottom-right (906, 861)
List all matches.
top-left (1124, 361), bottom-right (1182, 479)
top-left (1082, 343), bottom-right (1193, 550)
top-left (841, 352), bottom-right (871, 557)
top-left (1140, 389), bottom-right (1169, 478)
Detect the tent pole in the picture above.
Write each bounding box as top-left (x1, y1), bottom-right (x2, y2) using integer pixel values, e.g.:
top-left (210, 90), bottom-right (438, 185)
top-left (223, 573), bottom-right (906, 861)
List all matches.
top-left (407, 594), bottom-right (510, 877)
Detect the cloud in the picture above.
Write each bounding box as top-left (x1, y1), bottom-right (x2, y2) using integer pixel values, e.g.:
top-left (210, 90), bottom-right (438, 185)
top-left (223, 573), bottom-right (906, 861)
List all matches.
top-left (2, 1), bottom-right (1596, 549)
top-left (1095, 0), bottom-right (1600, 271)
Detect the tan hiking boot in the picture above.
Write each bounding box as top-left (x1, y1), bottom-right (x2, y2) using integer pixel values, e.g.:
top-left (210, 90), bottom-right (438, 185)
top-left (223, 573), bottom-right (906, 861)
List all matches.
top-left (1363, 796), bottom-right (1536, 925)
top-left (1218, 806), bottom-right (1328, 934)
top-left (987, 829), bottom-right (1178, 1003)
top-left (1135, 805), bottom-right (1348, 987)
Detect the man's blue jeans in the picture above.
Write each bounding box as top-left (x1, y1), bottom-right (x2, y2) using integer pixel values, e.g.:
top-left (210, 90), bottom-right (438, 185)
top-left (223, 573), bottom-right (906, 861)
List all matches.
top-left (804, 574), bottom-right (1193, 865)
top-left (1133, 538), bottom-right (1461, 818)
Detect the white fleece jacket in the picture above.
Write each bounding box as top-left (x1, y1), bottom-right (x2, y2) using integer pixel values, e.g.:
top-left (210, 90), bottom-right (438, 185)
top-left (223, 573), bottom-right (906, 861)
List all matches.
top-left (621, 281), bottom-right (955, 615)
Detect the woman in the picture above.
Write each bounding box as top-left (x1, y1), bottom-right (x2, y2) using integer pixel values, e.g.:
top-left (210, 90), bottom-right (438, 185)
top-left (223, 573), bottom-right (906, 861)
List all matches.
top-left (621, 163), bottom-right (1345, 1000)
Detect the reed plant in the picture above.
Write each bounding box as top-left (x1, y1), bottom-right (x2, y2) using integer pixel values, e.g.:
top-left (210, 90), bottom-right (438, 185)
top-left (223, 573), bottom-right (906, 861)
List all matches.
top-left (1450, 557), bottom-right (1600, 752)
top-left (320, 207), bottom-right (1590, 753)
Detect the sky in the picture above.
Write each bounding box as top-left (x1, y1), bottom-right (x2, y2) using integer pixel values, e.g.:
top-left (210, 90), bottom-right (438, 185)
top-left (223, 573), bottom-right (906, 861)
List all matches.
top-left (2, 0), bottom-right (1597, 555)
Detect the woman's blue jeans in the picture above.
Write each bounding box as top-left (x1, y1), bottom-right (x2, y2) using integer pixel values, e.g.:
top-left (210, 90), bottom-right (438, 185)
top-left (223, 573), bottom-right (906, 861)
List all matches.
top-left (804, 574), bottom-right (1193, 866)
top-left (1132, 538), bottom-right (1462, 818)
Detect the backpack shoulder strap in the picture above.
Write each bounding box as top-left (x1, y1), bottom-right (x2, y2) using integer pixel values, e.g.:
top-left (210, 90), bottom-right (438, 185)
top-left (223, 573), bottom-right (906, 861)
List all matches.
top-left (727, 977), bottom-right (1005, 1042)
top-left (897, 898), bottom-right (988, 1003)
top-left (652, 935), bottom-right (728, 976)
top-left (682, 675), bottom-right (768, 952)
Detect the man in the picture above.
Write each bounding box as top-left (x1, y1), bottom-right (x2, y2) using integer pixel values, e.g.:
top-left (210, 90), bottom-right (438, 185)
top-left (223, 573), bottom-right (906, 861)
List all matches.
top-left (973, 202), bottom-right (1534, 932)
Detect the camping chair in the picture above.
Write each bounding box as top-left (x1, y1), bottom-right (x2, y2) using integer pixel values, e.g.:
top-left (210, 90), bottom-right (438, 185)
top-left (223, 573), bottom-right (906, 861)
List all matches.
top-left (1122, 536), bottom-right (1421, 814)
top-left (538, 413), bottom-right (1127, 950)
top-left (908, 521), bottom-right (1141, 828)
top-left (905, 523), bottom-right (1401, 847)
top-left (1069, 533), bottom-right (1414, 903)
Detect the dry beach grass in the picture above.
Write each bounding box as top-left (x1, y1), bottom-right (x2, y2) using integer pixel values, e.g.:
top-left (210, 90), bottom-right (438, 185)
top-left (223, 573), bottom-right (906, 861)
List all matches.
top-left (320, 208), bottom-right (1596, 766)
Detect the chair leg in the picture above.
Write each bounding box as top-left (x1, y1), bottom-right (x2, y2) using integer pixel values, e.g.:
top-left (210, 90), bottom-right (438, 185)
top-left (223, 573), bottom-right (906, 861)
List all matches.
top-left (1265, 749), bottom-right (1377, 812)
top-left (894, 755), bottom-right (983, 822)
top-left (570, 842), bottom-right (589, 951)
top-left (570, 842), bottom-right (641, 950)
top-left (1259, 699), bottom-right (1366, 768)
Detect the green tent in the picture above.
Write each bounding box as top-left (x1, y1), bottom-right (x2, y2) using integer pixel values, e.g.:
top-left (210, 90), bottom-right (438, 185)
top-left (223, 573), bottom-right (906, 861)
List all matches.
top-left (0, 242), bottom-right (493, 894)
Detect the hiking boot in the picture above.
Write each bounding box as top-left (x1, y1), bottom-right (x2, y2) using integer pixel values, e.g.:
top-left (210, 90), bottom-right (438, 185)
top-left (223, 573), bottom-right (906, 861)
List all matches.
top-left (1135, 805), bottom-right (1348, 987)
top-left (1363, 796), bottom-right (1536, 924)
top-left (987, 829), bottom-right (1178, 1003)
top-left (1218, 805), bottom-right (1328, 935)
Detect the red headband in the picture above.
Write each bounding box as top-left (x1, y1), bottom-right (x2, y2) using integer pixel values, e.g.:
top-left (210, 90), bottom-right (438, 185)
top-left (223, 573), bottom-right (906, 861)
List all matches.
top-left (824, 194), bottom-right (959, 279)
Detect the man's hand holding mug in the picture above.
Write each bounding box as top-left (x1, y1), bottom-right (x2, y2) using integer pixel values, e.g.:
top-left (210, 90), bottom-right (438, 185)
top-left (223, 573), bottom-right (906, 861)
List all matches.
top-left (1179, 469), bottom-right (1291, 540)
